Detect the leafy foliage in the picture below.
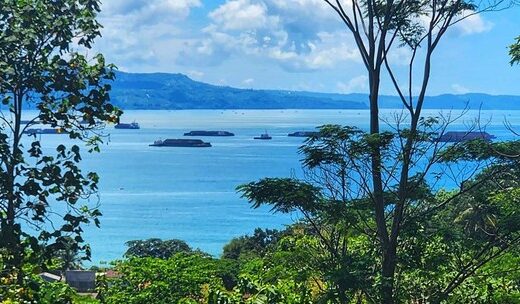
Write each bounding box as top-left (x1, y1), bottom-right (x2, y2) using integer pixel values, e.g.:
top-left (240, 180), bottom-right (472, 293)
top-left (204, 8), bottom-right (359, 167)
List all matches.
top-left (96, 219), bottom-right (520, 304)
top-left (124, 238), bottom-right (192, 259)
top-left (237, 179), bottom-right (323, 214)
top-left (511, 36), bottom-right (520, 65)
top-left (222, 228), bottom-right (284, 260)
top-left (0, 253), bottom-right (78, 303)
top-left (98, 253), bottom-right (232, 304)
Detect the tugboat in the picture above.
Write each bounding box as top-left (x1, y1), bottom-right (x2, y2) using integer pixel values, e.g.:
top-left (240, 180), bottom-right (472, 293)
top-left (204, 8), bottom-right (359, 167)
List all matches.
top-left (437, 131), bottom-right (496, 142)
top-left (149, 139), bottom-right (212, 147)
top-left (288, 131), bottom-right (319, 137)
top-left (115, 122), bottom-right (140, 129)
top-left (254, 131), bottom-right (272, 140)
top-left (184, 130), bottom-right (234, 136)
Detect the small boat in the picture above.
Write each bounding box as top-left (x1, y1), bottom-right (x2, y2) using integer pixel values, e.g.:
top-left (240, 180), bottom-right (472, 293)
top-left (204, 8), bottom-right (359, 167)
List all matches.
top-left (23, 128), bottom-right (65, 135)
top-left (254, 131), bottom-right (272, 140)
top-left (436, 131), bottom-right (496, 143)
top-left (149, 139), bottom-right (212, 147)
top-left (288, 131), bottom-right (319, 137)
top-left (184, 130), bottom-right (234, 136)
top-left (115, 122), bottom-right (140, 129)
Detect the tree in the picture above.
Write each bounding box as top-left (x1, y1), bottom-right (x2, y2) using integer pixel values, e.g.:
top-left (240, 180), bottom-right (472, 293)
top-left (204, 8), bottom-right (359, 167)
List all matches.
top-left (54, 236), bottom-right (84, 271)
top-left (222, 228), bottom-right (283, 260)
top-left (512, 36), bottom-right (520, 64)
top-left (317, 1), bottom-right (515, 302)
top-left (0, 0), bottom-right (121, 296)
top-left (99, 253), bottom-right (234, 304)
top-left (124, 238), bottom-right (192, 259)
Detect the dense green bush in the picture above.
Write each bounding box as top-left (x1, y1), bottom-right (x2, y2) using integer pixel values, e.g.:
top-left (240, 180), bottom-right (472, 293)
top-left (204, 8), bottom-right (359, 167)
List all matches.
top-left (98, 253), bottom-right (233, 304)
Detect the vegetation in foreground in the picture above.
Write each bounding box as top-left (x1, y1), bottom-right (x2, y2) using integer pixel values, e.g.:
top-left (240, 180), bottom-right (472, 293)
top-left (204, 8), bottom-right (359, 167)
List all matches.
top-left (0, 0), bottom-right (519, 303)
top-left (94, 126), bottom-right (520, 304)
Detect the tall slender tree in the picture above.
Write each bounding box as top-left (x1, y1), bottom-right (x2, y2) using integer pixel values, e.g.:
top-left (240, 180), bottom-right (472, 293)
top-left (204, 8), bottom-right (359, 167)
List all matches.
top-left (0, 0), bottom-right (120, 293)
top-left (320, 1), bottom-right (515, 302)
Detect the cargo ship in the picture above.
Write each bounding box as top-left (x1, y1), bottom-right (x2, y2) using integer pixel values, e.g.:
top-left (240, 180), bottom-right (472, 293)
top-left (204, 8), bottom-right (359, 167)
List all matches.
top-left (149, 139), bottom-right (212, 147)
top-left (184, 130), bottom-right (234, 136)
top-left (115, 122), bottom-right (140, 129)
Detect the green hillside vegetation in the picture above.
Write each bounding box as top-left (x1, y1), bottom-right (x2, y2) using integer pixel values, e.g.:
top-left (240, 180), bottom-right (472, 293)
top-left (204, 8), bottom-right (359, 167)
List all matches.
top-left (109, 72), bottom-right (367, 110)
top-left (110, 72), bottom-right (520, 110)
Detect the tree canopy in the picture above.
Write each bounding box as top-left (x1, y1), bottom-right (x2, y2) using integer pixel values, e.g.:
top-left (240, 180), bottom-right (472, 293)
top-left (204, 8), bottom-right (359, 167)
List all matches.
top-left (124, 238), bottom-right (192, 259)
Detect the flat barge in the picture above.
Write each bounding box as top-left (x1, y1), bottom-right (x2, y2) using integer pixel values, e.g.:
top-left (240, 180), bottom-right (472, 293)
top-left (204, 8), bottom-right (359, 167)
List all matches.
top-left (184, 131), bottom-right (234, 136)
top-left (150, 139), bottom-right (212, 147)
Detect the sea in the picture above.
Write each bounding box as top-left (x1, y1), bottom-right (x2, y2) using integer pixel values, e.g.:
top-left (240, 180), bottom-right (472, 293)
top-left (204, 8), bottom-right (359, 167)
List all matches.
top-left (21, 109), bottom-right (520, 264)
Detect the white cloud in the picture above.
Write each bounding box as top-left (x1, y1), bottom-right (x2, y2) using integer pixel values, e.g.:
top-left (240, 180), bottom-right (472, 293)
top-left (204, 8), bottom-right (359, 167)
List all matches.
top-left (455, 11), bottom-right (493, 35)
top-left (178, 0), bottom-right (359, 71)
top-left (451, 84), bottom-right (470, 94)
top-left (209, 0), bottom-right (269, 30)
top-left (94, 0), bottom-right (495, 78)
top-left (337, 75), bottom-right (368, 93)
top-left (242, 78), bottom-right (255, 85)
top-left (94, 0), bottom-right (201, 71)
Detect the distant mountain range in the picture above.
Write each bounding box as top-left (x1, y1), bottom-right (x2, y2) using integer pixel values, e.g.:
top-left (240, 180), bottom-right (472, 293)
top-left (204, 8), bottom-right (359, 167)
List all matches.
top-left (109, 71), bottom-right (520, 110)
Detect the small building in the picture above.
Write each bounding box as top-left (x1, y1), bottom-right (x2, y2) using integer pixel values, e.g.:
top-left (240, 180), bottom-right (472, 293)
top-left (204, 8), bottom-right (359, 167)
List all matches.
top-left (40, 272), bottom-right (63, 283)
top-left (65, 270), bottom-right (96, 292)
top-left (104, 269), bottom-right (121, 279)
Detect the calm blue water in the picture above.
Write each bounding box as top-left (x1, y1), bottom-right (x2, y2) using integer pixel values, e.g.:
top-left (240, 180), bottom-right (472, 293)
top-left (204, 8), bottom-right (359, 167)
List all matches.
top-left (21, 109), bottom-right (520, 264)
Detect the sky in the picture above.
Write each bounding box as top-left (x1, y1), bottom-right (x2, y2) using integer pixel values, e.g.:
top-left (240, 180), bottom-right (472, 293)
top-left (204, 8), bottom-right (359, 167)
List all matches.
top-left (93, 0), bottom-right (520, 96)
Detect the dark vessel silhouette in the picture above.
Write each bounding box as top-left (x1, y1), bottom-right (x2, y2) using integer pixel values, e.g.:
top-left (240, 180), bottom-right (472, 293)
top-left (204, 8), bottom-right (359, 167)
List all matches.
top-left (184, 130), bottom-right (234, 136)
top-left (254, 132), bottom-right (272, 140)
top-left (288, 131), bottom-right (319, 137)
top-left (149, 139), bottom-right (212, 147)
top-left (115, 122), bottom-right (140, 129)
top-left (23, 128), bottom-right (65, 135)
top-left (437, 131), bottom-right (496, 142)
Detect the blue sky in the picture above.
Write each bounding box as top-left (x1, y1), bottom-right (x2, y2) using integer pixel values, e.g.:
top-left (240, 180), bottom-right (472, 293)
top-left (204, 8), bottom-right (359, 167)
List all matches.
top-left (94, 0), bottom-right (520, 95)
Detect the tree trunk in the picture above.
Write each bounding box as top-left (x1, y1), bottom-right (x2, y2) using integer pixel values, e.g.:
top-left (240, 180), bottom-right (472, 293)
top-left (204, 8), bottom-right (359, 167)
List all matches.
top-left (368, 68), bottom-right (396, 304)
top-left (3, 91), bottom-right (24, 284)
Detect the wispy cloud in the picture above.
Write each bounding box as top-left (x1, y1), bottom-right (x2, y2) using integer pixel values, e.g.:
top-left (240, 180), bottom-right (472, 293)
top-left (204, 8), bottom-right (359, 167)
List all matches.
top-left (451, 84), bottom-right (470, 94)
top-left (455, 11), bottom-right (494, 35)
top-left (242, 78), bottom-right (255, 85)
top-left (95, 0), bottom-right (201, 71)
top-left (337, 75), bottom-right (369, 93)
top-left (177, 0), bottom-right (360, 71)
